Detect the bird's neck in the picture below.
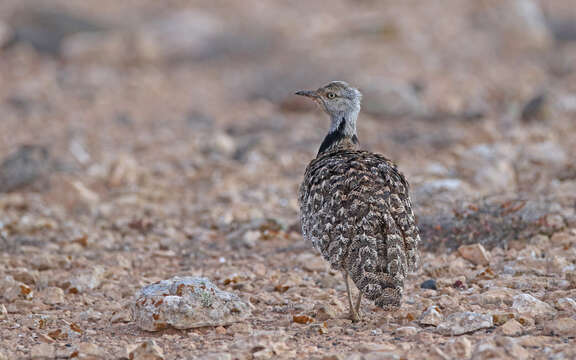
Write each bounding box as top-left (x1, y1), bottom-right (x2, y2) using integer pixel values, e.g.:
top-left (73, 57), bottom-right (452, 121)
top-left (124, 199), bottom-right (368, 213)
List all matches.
top-left (317, 112), bottom-right (359, 156)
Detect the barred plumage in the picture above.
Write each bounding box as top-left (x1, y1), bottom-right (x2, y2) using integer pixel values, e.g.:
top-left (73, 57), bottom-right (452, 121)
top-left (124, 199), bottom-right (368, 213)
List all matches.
top-left (296, 81), bottom-right (420, 320)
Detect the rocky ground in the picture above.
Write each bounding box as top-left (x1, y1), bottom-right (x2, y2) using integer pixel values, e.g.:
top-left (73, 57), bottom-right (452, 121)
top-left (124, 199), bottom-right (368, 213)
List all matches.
top-left (1, 0), bottom-right (576, 359)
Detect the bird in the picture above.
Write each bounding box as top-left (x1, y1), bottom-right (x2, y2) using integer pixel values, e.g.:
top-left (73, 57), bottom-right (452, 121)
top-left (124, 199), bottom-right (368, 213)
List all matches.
top-left (296, 81), bottom-right (420, 321)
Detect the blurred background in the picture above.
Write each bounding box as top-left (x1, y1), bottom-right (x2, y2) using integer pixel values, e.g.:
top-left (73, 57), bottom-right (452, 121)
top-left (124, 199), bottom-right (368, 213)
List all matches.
top-left (1, 1), bottom-right (576, 357)
top-left (0, 0), bottom-right (575, 229)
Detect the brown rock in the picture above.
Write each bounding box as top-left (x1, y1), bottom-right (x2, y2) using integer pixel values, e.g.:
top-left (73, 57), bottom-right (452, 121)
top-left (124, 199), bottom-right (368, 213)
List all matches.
top-left (126, 340), bottom-right (164, 360)
top-left (458, 244), bottom-right (491, 266)
top-left (499, 319), bottom-right (523, 336)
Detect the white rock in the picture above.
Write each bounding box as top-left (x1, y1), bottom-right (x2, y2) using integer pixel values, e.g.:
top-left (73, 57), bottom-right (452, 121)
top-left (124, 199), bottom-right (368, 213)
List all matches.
top-left (126, 340), bottom-right (164, 360)
top-left (512, 294), bottom-right (557, 319)
top-left (437, 312), bottom-right (493, 335)
top-left (458, 244), bottom-right (491, 266)
top-left (557, 297), bottom-right (576, 313)
top-left (0, 304), bottom-right (7, 320)
top-left (419, 306), bottom-right (443, 327)
top-left (69, 266), bottom-right (105, 293)
top-left (395, 326), bottom-right (419, 337)
top-left (132, 276), bottom-right (252, 331)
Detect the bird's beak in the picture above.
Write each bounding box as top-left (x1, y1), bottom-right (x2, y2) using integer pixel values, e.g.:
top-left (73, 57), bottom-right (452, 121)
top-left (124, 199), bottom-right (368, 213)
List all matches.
top-left (295, 90), bottom-right (319, 98)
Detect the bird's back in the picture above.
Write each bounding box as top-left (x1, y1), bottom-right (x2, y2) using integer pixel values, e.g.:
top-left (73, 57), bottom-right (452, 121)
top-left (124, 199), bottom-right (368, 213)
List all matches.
top-left (299, 149), bottom-right (419, 307)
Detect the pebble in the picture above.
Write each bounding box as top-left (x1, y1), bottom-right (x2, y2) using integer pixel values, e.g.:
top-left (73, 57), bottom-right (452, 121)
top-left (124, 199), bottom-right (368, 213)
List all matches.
top-left (457, 244), bottom-right (491, 266)
top-left (0, 304), bottom-right (7, 320)
top-left (131, 276), bottom-right (252, 331)
top-left (437, 312), bottom-right (493, 336)
top-left (556, 297), bottom-right (576, 313)
top-left (512, 294), bottom-right (557, 319)
top-left (38, 287), bottom-right (65, 305)
top-left (420, 279), bottom-right (437, 290)
top-left (470, 287), bottom-right (518, 306)
top-left (126, 340), bottom-right (164, 360)
top-left (68, 266), bottom-right (106, 293)
top-left (395, 326), bottom-right (419, 337)
top-left (419, 306), bottom-right (443, 327)
top-left (499, 318), bottom-right (523, 336)
top-left (313, 303), bottom-right (338, 321)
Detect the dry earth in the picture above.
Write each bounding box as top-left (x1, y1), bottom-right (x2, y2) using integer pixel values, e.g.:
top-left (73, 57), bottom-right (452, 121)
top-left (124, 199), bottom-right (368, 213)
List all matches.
top-left (1, 0), bottom-right (576, 359)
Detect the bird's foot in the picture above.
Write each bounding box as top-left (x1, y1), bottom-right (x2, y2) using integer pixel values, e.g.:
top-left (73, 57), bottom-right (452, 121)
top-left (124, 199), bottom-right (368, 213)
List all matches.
top-left (348, 309), bottom-right (362, 322)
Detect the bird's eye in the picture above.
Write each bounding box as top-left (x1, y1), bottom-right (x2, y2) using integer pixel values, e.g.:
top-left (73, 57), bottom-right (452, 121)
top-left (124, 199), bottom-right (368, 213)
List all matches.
top-left (326, 92), bottom-right (336, 99)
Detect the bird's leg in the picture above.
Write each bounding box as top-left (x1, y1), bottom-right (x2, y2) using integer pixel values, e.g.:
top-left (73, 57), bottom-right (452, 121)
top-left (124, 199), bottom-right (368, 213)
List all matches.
top-left (343, 271), bottom-right (361, 322)
top-left (354, 292), bottom-right (363, 320)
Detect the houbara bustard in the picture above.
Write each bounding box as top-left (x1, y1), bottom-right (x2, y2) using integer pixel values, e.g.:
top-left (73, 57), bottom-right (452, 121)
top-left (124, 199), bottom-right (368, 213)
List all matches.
top-left (297, 81), bottom-right (420, 321)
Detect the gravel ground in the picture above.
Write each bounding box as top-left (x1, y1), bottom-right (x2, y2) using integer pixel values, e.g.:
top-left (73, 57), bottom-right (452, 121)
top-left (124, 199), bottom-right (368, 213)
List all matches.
top-left (1, 1), bottom-right (575, 359)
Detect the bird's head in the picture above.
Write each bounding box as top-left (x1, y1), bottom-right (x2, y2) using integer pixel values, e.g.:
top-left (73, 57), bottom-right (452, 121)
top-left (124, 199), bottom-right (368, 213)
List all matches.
top-left (295, 81), bottom-right (362, 118)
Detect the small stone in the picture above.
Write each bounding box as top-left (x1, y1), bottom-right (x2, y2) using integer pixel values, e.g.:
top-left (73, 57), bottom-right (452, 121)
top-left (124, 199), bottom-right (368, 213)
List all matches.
top-left (75, 342), bottom-right (107, 359)
top-left (437, 312), bottom-right (493, 336)
top-left (68, 266), bottom-right (106, 293)
top-left (38, 287), bottom-right (65, 305)
top-left (512, 294), bottom-right (557, 319)
top-left (543, 317), bottom-right (576, 336)
top-left (395, 326), bottom-right (418, 337)
top-left (126, 340), bottom-right (164, 360)
top-left (0, 304), bottom-right (7, 320)
top-left (214, 326), bottom-right (226, 335)
top-left (492, 313), bottom-right (515, 326)
top-left (445, 336), bottom-right (472, 359)
top-left (4, 282), bottom-right (34, 301)
top-left (499, 319), bottom-right (523, 336)
top-left (457, 244), bottom-right (491, 266)
top-left (557, 297), bottom-right (576, 313)
top-left (30, 343), bottom-right (55, 359)
top-left (132, 276), bottom-right (252, 331)
top-left (471, 287), bottom-right (517, 306)
top-left (420, 306), bottom-right (443, 326)
top-left (314, 303), bottom-right (338, 321)
top-left (420, 279), bottom-right (437, 290)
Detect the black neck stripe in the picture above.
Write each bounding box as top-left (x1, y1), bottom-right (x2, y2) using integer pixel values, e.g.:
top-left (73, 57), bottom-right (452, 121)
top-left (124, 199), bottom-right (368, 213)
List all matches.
top-left (317, 117), bottom-right (358, 155)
